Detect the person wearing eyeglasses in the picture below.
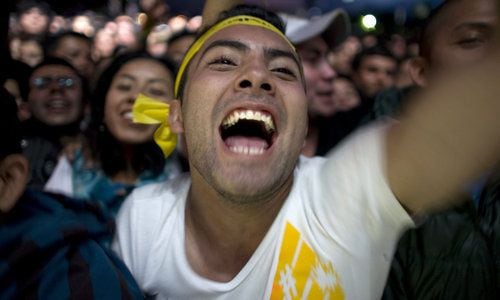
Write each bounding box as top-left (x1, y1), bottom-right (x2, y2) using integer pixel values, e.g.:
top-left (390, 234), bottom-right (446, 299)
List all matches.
top-left (22, 56), bottom-right (87, 190)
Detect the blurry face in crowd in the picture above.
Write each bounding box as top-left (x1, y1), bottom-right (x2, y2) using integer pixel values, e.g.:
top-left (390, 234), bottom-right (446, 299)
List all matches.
top-left (176, 25), bottom-right (307, 202)
top-left (168, 16), bottom-right (188, 32)
top-left (28, 64), bottom-right (83, 126)
top-left (387, 34), bottom-right (407, 59)
top-left (146, 24), bottom-right (170, 57)
top-left (166, 35), bottom-right (196, 64)
top-left (51, 36), bottom-right (94, 79)
top-left (422, 0), bottom-right (497, 74)
top-left (93, 28), bottom-right (117, 60)
top-left (332, 77), bottom-right (360, 112)
top-left (18, 39), bottom-right (43, 67)
top-left (140, 0), bottom-right (169, 18)
top-left (329, 36), bottom-right (361, 76)
top-left (296, 36), bottom-right (336, 118)
top-left (71, 15), bottom-right (95, 37)
top-left (187, 16), bottom-right (202, 31)
top-left (115, 16), bottom-right (139, 49)
top-left (49, 15), bottom-right (67, 34)
top-left (104, 58), bottom-right (174, 144)
top-left (19, 7), bottom-right (50, 35)
top-left (352, 54), bottom-right (397, 98)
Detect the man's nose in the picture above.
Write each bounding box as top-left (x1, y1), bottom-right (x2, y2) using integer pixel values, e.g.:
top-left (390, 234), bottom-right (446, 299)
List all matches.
top-left (235, 62), bottom-right (275, 94)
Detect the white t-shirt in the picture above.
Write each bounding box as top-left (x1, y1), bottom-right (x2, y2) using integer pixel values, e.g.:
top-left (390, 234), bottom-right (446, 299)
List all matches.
top-left (44, 155), bottom-right (73, 196)
top-left (112, 123), bottom-right (414, 299)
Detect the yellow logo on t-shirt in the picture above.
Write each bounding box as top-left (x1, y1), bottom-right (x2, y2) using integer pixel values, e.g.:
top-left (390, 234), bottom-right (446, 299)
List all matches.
top-left (270, 222), bottom-right (344, 299)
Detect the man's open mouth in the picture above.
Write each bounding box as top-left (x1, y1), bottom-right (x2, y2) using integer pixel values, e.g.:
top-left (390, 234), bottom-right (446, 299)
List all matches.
top-left (220, 109), bottom-right (276, 155)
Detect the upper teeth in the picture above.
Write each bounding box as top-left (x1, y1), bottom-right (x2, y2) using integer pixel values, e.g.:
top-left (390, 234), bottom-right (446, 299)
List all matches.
top-left (123, 111), bottom-right (133, 120)
top-left (222, 109), bottom-right (275, 132)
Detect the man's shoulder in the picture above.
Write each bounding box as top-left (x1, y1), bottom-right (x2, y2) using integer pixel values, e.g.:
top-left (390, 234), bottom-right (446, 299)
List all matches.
top-left (295, 155), bottom-right (326, 173)
top-left (294, 122), bottom-right (391, 181)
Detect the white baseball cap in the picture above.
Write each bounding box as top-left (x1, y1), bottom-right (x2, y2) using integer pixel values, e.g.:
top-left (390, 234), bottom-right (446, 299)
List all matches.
top-left (280, 8), bottom-right (351, 48)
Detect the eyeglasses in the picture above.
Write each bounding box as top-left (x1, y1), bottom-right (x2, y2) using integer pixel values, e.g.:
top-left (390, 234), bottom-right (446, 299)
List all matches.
top-left (31, 76), bottom-right (79, 89)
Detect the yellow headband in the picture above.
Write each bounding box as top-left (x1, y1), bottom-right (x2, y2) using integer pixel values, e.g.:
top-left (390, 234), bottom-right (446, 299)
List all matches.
top-left (174, 15), bottom-right (295, 98)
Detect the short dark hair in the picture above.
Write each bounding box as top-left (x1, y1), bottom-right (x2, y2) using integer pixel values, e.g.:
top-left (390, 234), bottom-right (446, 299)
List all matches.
top-left (167, 28), bottom-right (197, 45)
top-left (351, 45), bottom-right (397, 71)
top-left (43, 31), bottom-right (93, 57)
top-left (30, 56), bottom-right (80, 81)
top-left (86, 51), bottom-right (177, 177)
top-left (16, 0), bottom-right (52, 17)
top-left (0, 87), bottom-right (22, 160)
top-left (177, 4), bottom-right (286, 101)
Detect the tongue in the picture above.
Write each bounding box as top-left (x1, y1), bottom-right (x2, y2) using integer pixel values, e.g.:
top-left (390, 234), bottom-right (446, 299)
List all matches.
top-left (224, 136), bottom-right (269, 149)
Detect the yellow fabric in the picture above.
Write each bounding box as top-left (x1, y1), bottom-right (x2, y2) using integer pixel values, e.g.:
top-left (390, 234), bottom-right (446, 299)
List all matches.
top-left (174, 15), bottom-right (295, 98)
top-left (133, 94), bottom-right (177, 158)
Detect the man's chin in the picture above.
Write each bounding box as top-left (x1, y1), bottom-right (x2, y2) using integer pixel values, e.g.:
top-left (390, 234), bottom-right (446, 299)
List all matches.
top-left (214, 177), bottom-right (280, 205)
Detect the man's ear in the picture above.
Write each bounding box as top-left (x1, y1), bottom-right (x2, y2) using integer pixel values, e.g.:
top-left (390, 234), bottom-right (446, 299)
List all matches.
top-left (0, 154), bottom-right (29, 213)
top-left (409, 56), bottom-right (429, 87)
top-left (169, 100), bottom-right (184, 134)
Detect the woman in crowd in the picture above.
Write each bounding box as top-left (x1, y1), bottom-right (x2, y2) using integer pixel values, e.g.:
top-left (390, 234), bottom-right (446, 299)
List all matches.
top-left (46, 51), bottom-right (182, 216)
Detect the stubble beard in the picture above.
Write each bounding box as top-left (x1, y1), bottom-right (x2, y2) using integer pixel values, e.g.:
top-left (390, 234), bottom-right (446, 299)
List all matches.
top-left (191, 146), bottom-right (295, 207)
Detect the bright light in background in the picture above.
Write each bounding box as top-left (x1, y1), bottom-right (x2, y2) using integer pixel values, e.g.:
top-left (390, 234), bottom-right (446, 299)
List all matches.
top-left (361, 14), bottom-right (377, 31)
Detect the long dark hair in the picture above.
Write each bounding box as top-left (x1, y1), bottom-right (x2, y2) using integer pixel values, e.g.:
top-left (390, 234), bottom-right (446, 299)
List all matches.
top-left (86, 51), bottom-right (177, 177)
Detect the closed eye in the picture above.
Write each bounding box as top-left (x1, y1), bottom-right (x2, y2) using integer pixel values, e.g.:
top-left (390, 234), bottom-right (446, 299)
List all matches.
top-left (116, 83), bottom-right (132, 91)
top-left (272, 67), bottom-right (296, 77)
top-left (208, 56), bottom-right (236, 66)
top-left (457, 37), bottom-right (485, 49)
top-left (271, 67), bottom-right (297, 78)
top-left (147, 88), bottom-right (168, 97)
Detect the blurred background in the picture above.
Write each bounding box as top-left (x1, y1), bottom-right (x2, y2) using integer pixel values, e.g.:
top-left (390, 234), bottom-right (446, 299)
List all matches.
top-left (9, 0), bottom-right (443, 32)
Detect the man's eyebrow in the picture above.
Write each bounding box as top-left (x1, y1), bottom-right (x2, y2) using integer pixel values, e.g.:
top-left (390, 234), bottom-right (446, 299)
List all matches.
top-left (453, 21), bottom-right (495, 34)
top-left (265, 48), bottom-right (301, 69)
top-left (199, 39), bottom-right (249, 58)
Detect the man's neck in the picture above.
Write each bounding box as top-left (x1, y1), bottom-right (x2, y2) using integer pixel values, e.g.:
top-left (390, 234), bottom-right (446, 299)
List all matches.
top-left (184, 177), bottom-right (290, 282)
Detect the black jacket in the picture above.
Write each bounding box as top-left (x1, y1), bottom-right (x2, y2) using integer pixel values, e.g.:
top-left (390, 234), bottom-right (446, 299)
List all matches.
top-left (371, 87), bottom-right (499, 299)
top-left (382, 174), bottom-right (500, 299)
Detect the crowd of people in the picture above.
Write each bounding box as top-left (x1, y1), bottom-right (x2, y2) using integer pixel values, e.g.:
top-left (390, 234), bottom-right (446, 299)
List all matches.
top-left (1, 0), bottom-right (499, 299)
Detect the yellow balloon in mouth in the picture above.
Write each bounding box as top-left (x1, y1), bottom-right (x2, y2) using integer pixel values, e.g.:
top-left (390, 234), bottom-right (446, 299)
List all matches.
top-left (132, 93), bottom-right (177, 158)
